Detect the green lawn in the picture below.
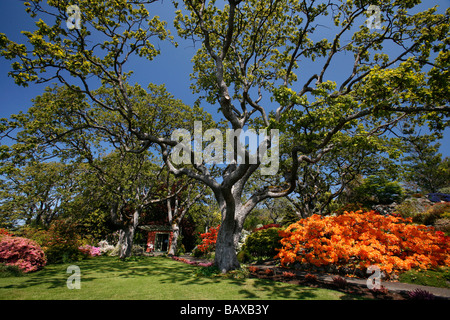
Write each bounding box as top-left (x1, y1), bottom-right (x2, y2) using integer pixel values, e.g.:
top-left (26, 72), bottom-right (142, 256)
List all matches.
top-left (0, 256), bottom-right (360, 300)
top-left (398, 267), bottom-right (450, 288)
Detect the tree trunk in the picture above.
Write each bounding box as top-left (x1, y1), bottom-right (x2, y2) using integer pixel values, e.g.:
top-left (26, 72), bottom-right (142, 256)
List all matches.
top-left (118, 226), bottom-right (133, 259)
top-left (118, 209), bottom-right (140, 259)
top-left (214, 206), bottom-right (241, 273)
top-left (168, 223), bottom-right (180, 256)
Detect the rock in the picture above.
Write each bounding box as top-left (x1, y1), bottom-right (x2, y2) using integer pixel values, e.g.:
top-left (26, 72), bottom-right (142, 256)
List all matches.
top-left (434, 218), bottom-right (450, 233)
top-left (372, 202), bottom-right (398, 215)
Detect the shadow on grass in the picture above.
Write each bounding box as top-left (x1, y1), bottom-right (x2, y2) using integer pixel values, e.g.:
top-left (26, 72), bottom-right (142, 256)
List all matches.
top-left (1, 256), bottom-right (362, 300)
top-left (1, 256), bottom-right (194, 291)
top-left (153, 259), bottom-right (363, 300)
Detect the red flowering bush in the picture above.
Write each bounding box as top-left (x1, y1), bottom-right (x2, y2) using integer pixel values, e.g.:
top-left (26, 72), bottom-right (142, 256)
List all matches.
top-left (0, 236), bottom-right (47, 273)
top-left (197, 225), bottom-right (220, 254)
top-left (0, 228), bottom-right (13, 238)
top-left (276, 211), bottom-right (450, 276)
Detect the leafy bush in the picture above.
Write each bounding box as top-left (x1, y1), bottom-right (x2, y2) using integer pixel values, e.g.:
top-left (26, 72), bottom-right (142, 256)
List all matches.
top-left (194, 265), bottom-right (221, 277)
top-left (21, 219), bottom-right (86, 264)
top-left (0, 236), bottom-right (46, 273)
top-left (242, 227), bottom-right (282, 259)
top-left (0, 263), bottom-right (23, 277)
top-left (349, 175), bottom-right (404, 206)
top-left (45, 246), bottom-right (87, 264)
top-left (438, 187), bottom-right (450, 194)
top-left (277, 211), bottom-right (450, 276)
top-left (413, 202), bottom-right (450, 225)
top-left (394, 198), bottom-right (431, 219)
top-left (237, 249), bottom-right (252, 263)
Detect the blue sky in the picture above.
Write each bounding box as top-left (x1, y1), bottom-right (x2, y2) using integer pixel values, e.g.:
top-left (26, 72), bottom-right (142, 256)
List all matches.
top-left (0, 0), bottom-right (449, 158)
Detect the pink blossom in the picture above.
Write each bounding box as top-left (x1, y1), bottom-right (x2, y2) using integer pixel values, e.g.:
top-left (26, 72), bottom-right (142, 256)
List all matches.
top-left (78, 245), bottom-right (102, 257)
top-left (0, 236), bottom-right (46, 272)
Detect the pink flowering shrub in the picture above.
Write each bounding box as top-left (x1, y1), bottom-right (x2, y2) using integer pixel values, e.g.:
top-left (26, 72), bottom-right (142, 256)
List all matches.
top-left (171, 256), bottom-right (213, 267)
top-left (0, 236), bottom-right (47, 273)
top-left (78, 245), bottom-right (102, 257)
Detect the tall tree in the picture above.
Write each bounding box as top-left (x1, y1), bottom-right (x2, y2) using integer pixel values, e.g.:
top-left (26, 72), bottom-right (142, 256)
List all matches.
top-left (171, 0), bottom-right (449, 271)
top-left (401, 128), bottom-right (450, 193)
top-left (0, 161), bottom-right (79, 228)
top-left (1, 83), bottom-right (209, 258)
top-left (1, 0), bottom-right (449, 272)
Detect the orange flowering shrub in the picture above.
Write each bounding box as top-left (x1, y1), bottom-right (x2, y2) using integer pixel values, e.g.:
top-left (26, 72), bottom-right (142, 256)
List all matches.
top-left (197, 225), bottom-right (220, 254)
top-left (248, 266), bottom-right (259, 273)
top-left (276, 211), bottom-right (450, 275)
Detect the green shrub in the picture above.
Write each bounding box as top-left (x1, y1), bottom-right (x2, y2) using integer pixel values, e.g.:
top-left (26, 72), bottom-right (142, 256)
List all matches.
top-left (394, 198), bottom-right (430, 219)
top-left (242, 227), bottom-right (282, 259)
top-left (0, 263), bottom-right (24, 277)
top-left (194, 265), bottom-right (220, 277)
top-left (45, 245), bottom-right (87, 264)
top-left (20, 219), bottom-right (86, 264)
top-left (237, 249), bottom-right (252, 263)
top-left (354, 175), bottom-right (405, 205)
top-left (438, 187), bottom-right (450, 194)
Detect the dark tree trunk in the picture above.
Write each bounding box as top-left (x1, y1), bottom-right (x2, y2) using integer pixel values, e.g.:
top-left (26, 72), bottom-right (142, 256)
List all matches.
top-left (214, 206), bottom-right (241, 273)
top-left (117, 208), bottom-right (140, 259)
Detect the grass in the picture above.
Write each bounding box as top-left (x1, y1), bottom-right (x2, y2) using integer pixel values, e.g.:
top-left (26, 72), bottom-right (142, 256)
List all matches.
top-left (0, 256), bottom-right (362, 300)
top-left (398, 267), bottom-right (450, 289)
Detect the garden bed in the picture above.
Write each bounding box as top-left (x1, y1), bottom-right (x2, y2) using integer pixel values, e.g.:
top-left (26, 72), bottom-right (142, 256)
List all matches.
top-left (248, 265), bottom-right (405, 300)
top-left (247, 263), bottom-right (449, 300)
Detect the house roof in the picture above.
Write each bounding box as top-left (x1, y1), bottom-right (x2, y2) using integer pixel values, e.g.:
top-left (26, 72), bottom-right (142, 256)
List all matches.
top-left (139, 225), bottom-right (172, 232)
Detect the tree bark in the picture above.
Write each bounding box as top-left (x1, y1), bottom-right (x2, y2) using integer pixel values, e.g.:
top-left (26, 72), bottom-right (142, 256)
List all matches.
top-left (168, 222), bottom-right (180, 256)
top-left (118, 225), bottom-right (133, 259)
top-left (117, 208), bottom-right (140, 259)
top-left (214, 209), bottom-right (241, 273)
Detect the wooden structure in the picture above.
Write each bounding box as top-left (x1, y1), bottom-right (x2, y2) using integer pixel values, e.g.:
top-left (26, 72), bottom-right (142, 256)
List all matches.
top-left (139, 225), bottom-right (173, 253)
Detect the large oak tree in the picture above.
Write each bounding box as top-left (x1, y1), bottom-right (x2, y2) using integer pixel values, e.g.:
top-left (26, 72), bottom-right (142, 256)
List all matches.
top-left (1, 0), bottom-right (449, 272)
